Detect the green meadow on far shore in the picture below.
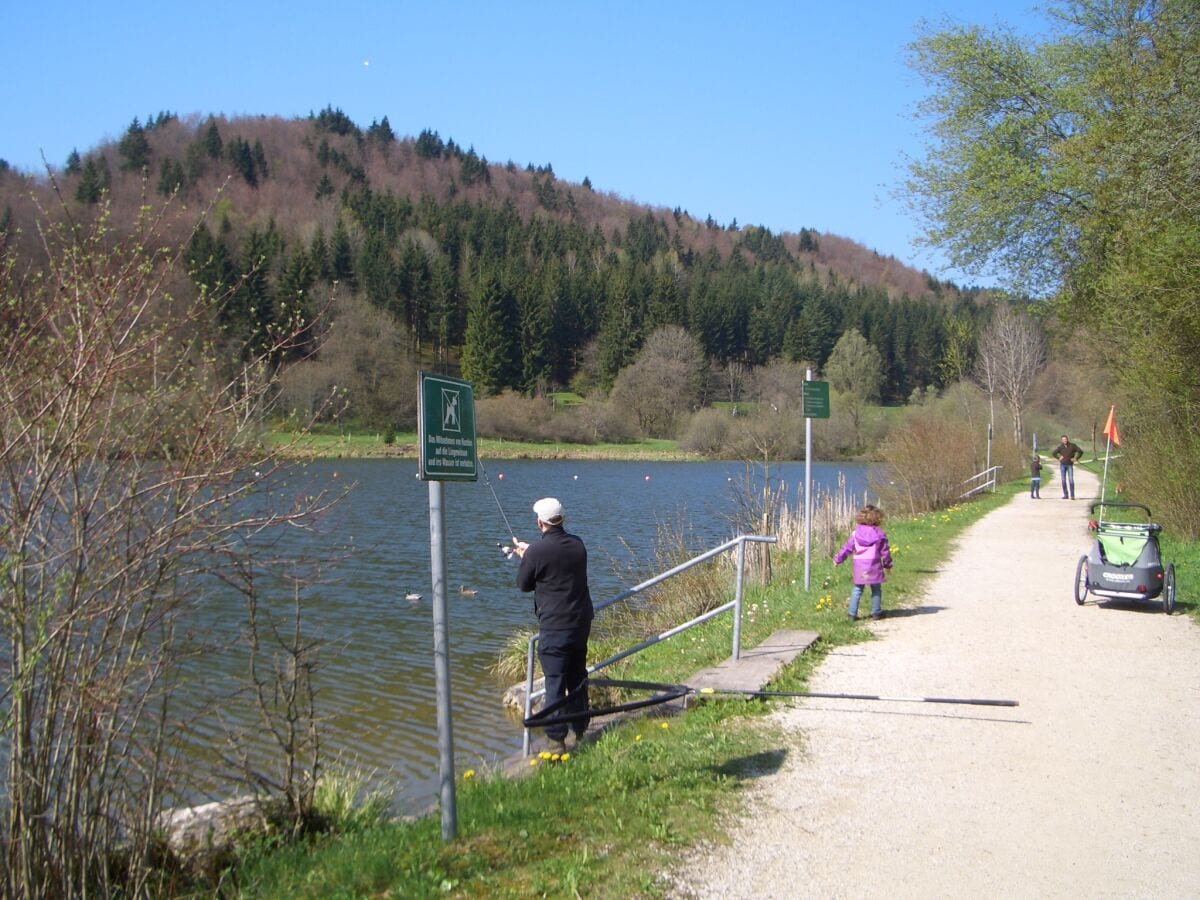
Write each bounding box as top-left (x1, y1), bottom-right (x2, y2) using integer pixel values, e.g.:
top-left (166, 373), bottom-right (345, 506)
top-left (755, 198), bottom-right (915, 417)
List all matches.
top-left (270, 429), bottom-right (703, 461)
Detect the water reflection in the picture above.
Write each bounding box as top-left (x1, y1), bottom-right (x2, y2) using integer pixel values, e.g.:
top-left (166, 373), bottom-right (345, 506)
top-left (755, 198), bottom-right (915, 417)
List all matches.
top-left (182, 458), bottom-right (869, 814)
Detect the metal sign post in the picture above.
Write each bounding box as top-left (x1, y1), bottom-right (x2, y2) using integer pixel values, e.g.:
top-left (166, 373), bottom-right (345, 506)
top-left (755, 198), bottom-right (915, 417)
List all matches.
top-left (801, 377), bottom-right (829, 591)
top-left (417, 372), bottom-right (478, 842)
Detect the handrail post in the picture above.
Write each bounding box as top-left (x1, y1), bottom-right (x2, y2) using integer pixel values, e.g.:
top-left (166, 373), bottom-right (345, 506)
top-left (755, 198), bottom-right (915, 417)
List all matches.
top-left (522, 635), bottom-right (538, 757)
top-left (733, 538), bottom-right (746, 660)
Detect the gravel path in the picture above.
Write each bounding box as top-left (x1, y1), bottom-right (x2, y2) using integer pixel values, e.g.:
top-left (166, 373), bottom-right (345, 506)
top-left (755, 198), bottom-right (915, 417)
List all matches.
top-left (671, 468), bottom-right (1200, 898)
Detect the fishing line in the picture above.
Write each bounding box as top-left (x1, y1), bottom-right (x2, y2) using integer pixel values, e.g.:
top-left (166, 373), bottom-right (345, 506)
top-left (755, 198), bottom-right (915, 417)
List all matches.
top-left (477, 457), bottom-right (518, 552)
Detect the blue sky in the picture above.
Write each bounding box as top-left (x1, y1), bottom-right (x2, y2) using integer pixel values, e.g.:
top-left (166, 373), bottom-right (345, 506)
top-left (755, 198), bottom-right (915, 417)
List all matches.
top-left (2, 1), bottom-right (1047, 283)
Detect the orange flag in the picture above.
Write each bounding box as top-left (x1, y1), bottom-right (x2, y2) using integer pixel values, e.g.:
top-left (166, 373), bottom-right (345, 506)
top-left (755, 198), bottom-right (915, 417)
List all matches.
top-left (1102, 405), bottom-right (1120, 446)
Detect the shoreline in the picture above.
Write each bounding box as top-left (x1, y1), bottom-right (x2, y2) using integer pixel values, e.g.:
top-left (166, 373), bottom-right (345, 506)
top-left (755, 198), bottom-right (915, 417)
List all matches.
top-left (269, 432), bottom-right (869, 464)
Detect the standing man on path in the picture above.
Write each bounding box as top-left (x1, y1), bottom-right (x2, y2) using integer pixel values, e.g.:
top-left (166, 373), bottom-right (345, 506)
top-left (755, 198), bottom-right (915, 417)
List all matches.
top-left (513, 497), bottom-right (593, 755)
top-left (1052, 434), bottom-right (1083, 499)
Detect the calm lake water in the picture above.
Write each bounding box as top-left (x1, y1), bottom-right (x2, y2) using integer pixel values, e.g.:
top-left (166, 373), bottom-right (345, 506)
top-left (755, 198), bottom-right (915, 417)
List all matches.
top-left (186, 458), bottom-right (869, 815)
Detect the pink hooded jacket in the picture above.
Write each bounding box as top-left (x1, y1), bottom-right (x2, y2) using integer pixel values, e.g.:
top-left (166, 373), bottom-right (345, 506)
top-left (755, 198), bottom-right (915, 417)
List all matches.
top-left (834, 524), bottom-right (893, 585)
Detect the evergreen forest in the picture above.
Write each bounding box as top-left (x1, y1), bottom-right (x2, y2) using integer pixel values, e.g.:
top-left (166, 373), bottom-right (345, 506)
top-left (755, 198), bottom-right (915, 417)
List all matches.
top-left (0, 107), bottom-right (993, 438)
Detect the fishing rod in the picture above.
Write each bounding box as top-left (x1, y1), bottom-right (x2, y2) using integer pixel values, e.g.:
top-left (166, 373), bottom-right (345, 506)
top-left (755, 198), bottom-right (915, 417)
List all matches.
top-left (523, 678), bottom-right (1018, 729)
top-left (477, 457), bottom-right (519, 558)
top-left (692, 686), bottom-right (1019, 708)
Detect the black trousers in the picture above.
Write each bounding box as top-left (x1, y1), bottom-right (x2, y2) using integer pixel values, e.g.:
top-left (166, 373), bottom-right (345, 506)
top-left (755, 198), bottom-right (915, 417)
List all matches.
top-left (538, 625), bottom-right (591, 742)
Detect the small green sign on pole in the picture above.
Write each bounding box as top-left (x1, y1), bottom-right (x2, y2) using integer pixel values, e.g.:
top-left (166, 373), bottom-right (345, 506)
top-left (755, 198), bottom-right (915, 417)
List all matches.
top-left (802, 380), bottom-right (831, 419)
top-left (419, 372), bottom-right (478, 482)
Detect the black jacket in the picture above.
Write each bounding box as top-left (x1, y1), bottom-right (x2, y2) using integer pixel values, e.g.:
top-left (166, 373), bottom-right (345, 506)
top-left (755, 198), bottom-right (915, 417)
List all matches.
top-left (516, 525), bottom-right (594, 631)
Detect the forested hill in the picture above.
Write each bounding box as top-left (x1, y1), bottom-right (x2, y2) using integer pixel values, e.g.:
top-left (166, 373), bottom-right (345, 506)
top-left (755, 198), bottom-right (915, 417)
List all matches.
top-left (0, 107), bottom-right (989, 426)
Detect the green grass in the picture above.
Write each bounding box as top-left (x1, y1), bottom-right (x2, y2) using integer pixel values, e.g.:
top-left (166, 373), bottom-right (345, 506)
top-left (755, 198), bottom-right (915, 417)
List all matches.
top-left (268, 429), bottom-right (699, 461)
top-left (230, 485), bottom-right (1017, 898)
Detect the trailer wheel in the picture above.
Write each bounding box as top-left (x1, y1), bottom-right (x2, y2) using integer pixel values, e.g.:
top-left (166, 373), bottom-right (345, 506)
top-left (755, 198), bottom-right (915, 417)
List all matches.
top-left (1074, 555), bottom-right (1089, 605)
top-left (1163, 564), bottom-right (1176, 614)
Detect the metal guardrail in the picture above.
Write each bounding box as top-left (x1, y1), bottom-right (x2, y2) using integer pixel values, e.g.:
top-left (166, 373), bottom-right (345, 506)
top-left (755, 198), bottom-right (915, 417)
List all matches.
top-left (521, 533), bottom-right (778, 756)
top-left (959, 465), bottom-right (1002, 498)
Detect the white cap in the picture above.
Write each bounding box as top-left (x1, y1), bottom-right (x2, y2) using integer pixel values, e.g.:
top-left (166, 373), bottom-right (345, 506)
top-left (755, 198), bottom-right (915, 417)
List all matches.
top-left (532, 497), bottom-right (564, 523)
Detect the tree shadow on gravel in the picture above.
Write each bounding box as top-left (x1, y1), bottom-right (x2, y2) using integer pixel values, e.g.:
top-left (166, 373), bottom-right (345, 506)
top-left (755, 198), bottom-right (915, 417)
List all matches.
top-left (708, 749), bottom-right (788, 782)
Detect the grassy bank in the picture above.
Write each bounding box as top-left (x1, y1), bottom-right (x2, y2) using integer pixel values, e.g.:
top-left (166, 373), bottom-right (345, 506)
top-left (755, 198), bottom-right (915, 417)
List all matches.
top-left (270, 430), bottom-right (702, 461)
top-left (230, 487), bottom-right (1020, 898)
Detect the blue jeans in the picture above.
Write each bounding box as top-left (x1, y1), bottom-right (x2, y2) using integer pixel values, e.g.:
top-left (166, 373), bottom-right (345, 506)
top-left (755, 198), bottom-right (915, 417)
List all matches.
top-left (1060, 463), bottom-right (1075, 498)
top-left (1031, 477), bottom-right (1040, 498)
top-left (849, 584), bottom-right (882, 618)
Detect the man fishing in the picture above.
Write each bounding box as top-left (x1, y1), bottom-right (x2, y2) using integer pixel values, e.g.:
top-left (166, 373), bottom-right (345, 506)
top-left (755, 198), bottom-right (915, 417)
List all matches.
top-left (512, 497), bottom-right (593, 755)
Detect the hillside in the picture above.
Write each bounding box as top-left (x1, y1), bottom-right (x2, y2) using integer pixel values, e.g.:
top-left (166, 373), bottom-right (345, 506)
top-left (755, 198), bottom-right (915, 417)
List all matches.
top-left (0, 108), bottom-right (989, 426)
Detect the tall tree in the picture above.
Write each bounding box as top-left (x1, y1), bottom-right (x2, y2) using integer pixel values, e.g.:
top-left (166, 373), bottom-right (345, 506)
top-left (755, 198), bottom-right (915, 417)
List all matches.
top-left (460, 271), bottom-right (517, 394)
top-left (905, 0), bottom-right (1200, 529)
top-left (825, 328), bottom-right (884, 446)
top-left (974, 305), bottom-right (1045, 447)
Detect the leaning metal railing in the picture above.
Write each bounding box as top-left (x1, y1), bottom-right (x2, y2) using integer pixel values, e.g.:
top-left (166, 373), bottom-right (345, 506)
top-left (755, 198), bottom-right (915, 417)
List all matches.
top-left (959, 465), bottom-right (1002, 498)
top-left (521, 534), bottom-right (778, 756)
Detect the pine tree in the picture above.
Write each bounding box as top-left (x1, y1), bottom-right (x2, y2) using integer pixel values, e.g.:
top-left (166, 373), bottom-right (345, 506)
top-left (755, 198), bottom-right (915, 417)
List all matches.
top-left (330, 218), bottom-right (356, 288)
top-left (118, 118), bottom-right (152, 172)
top-left (185, 222), bottom-right (234, 301)
top-left (202, 117), bottom-right (223, 159)
top-left (415, 129), bottom-right (444, 159)
top-left (461, 272), bottom-right (517, 394)
top-left (156, 158), bottom-right (185, 196)
top-left (75, 159), bottom-right (103, 204)
top-left (252, 140), bottom-right (269, 180)
top-left (308, 228), bottom-right (331, 282)
top-left (225, 137), bottom-right (257, 187)
top-left (367, 116), bottom-right (396, 145)
top-left (65, 150), bottom-right (81, 175)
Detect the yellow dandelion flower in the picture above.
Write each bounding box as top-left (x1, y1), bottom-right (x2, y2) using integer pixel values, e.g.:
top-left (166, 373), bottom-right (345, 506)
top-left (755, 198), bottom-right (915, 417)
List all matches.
top-left (550, 753), bottom-right (561, 762)
top-left (530, 758), bottom-right (539, 767)
top-left (660, 722), bottom-right (670, 730)
top-left (560, 753), bottom-right (570, 761)
top-left (463, 769), bottom-right (475, 780)
top-left (539, 751), bottom-right (551, 760)
top-left (635, 734), bottom-right (643, 742)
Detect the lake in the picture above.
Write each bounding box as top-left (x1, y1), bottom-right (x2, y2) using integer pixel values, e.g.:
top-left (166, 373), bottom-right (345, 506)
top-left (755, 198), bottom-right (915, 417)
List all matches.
top-left (186, 458), bottom-right (870, 815)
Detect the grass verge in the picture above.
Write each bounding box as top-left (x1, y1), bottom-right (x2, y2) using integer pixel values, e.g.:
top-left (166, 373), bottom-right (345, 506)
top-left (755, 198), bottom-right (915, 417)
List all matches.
top-left (269, 430), bottom-right (700, 461)
top-left (228, 482), bottom-right (1022, 898)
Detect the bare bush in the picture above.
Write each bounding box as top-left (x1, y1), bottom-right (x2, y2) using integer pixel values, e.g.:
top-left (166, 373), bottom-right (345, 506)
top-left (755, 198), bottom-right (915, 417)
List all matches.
top-left (871, 410), bottom-right (980, 515)
top-left (475, 390), bottom-right (553, 441)
top-left (0, 192), bottom-right (335, 896)
top-left (553, 398), bottom-right (637, 444)
top-left (608, 325), bottom-right (707, 438)
top-left (678, 407), bottom-right (732, 456)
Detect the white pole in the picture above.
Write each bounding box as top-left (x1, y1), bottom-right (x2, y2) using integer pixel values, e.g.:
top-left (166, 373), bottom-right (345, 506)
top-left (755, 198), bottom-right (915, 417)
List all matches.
top-left (804, 368), bottom-right (813, 591)
top-left (1099, 435), bottom-right (1113, 524)
top-left (428, 480), bottom-right (457, 840)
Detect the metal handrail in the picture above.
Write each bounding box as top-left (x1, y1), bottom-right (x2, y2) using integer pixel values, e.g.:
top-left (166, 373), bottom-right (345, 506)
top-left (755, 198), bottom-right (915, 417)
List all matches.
top-left (959, 465), bottom-right (1002, 498)
top-left (521, 533), bottom-right (777, 756)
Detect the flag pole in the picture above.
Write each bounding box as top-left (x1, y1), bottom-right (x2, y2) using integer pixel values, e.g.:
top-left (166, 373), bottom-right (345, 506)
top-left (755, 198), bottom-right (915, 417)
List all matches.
top-left (1099, 405), bottom-right (1117, 524)
top-left (1100, 434), bottom-right (1112, 522)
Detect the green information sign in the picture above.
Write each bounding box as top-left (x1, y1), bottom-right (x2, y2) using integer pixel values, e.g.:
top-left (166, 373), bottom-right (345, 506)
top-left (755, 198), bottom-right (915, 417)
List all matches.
top-left (802, 380), bottom-right (831, 419)
top-left (419, 372), bottom-right (478, 481)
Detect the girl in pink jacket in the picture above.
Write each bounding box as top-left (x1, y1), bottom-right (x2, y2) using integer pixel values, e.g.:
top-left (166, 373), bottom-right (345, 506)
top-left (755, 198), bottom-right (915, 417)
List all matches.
top-left (834, 504), bottom-right (893, 620)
